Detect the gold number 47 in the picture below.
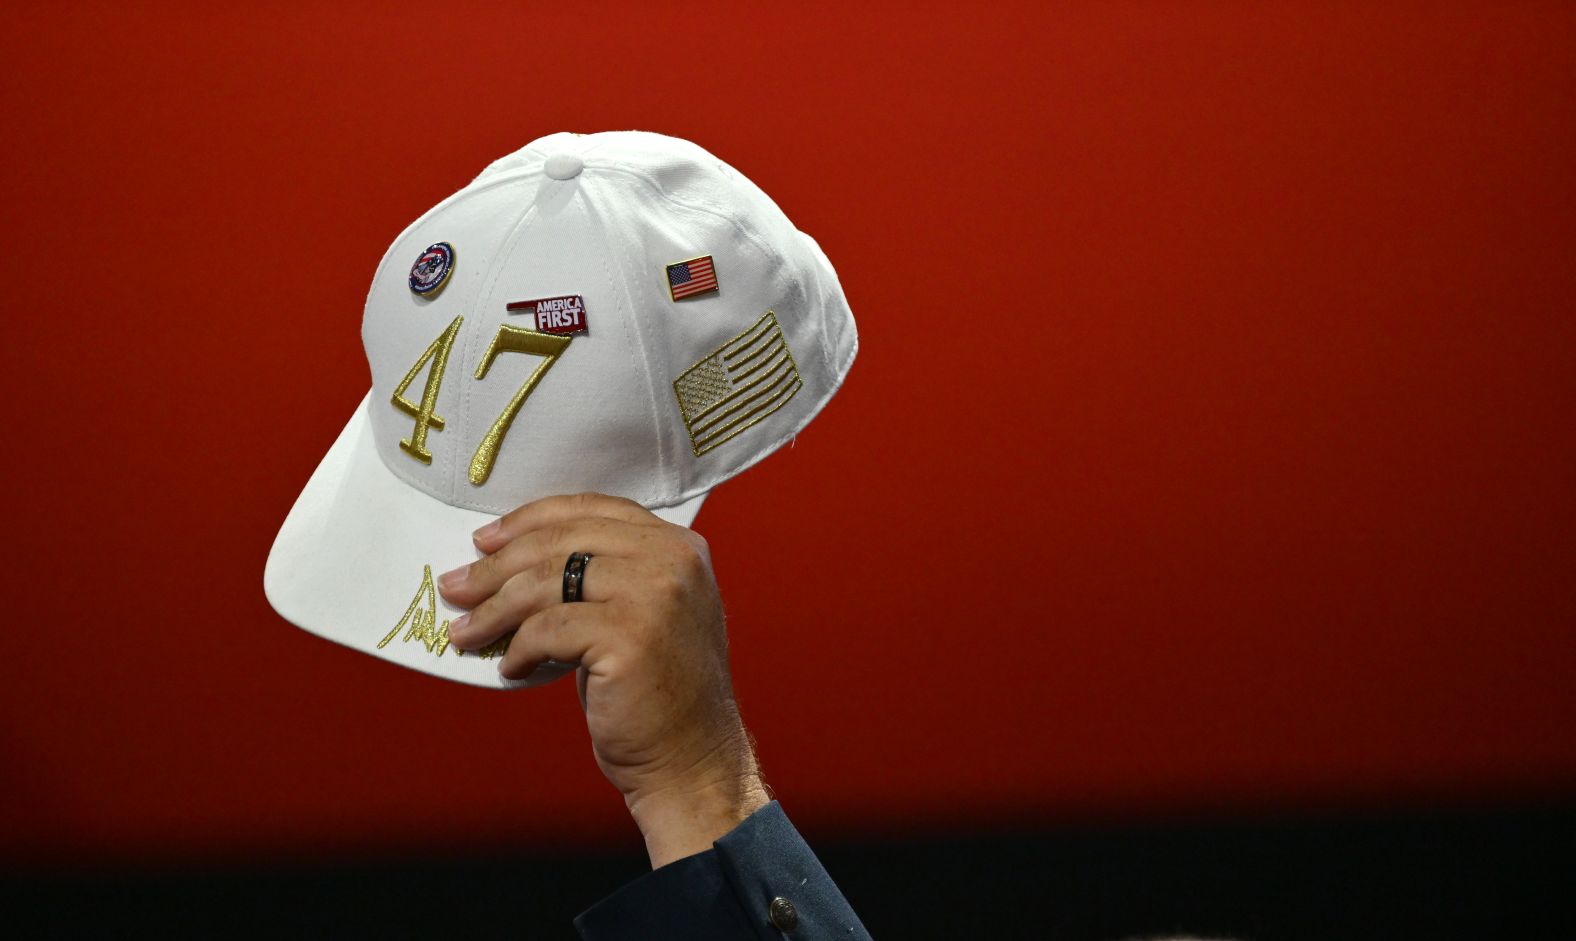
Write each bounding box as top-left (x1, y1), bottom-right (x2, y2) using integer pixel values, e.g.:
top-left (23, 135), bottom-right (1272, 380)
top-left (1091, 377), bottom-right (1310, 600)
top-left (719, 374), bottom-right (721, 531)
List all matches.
top-left (391, 315), bottom-right (572, 486)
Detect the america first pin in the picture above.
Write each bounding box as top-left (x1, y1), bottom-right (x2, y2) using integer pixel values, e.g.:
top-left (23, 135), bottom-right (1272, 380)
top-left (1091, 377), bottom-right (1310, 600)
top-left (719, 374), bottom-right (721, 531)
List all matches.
top-left (507, 294), bottom-right (588, 335)
top-left (409, 242), bottom-right (455, 297)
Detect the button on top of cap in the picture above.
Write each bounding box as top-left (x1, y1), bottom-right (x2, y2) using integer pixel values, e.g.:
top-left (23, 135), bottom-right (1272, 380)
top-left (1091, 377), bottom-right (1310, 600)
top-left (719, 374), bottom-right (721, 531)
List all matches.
top-left (544, 153), bottom-right (584, 180)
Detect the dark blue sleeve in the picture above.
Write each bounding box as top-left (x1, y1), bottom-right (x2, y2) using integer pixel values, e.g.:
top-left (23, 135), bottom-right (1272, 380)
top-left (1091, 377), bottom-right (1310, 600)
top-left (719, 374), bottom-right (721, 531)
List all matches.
top-left (574, 801), bottom-right (872, 940)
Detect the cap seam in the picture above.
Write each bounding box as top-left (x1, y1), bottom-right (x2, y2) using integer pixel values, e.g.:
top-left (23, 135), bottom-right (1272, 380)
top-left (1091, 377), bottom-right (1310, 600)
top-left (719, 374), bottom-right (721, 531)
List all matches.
top-left (598, 162), bottom-right (836, 380)
top-left (372, 169), bottom-right (556, 285)
top-left (459, 175), bottom-right (672, 516)
top-left (477, 163), bottom-right (800, 317)
top-left (583, 163), bottom-right (830, 506)
top-left (588, 182), bottom-right (673, 507)
top-left (455, 198), bottom-right (542, 504)
top-left (590, 165), bottom-right (786, 276)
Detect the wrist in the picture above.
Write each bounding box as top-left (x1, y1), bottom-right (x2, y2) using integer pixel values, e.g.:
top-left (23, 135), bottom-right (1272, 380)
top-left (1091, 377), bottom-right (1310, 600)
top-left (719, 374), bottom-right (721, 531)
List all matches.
top-left (625, 744), bottom-right (771, 869)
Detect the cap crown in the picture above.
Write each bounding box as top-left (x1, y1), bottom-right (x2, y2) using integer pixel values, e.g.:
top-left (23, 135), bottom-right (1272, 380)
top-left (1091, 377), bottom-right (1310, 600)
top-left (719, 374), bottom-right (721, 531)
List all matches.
top-left (362, 131), bottom-right (857, 515)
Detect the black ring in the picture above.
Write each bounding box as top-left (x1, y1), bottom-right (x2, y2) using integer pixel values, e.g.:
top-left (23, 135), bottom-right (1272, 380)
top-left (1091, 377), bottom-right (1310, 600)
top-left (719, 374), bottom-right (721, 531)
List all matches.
top-left (563, 552), bottom-right (593, 603)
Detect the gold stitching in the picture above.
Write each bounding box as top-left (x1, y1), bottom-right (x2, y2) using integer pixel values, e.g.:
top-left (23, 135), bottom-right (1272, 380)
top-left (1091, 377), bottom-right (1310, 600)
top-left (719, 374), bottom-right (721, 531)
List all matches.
top-left (673, 355), bottom-right (731, 422)
top-left (726, 334), bottom-right (784, 378)
top-left (690, 358), bottom-right (795, 435)
top-left (469, 326), bottom-right (573, 486)
top-left (672, 311), bottom-right (802, 456)
top-left (722, 317), bottom-right (775, 361)
top-left (391, 316), bottom-right (464, 464)
top-left (378, 564), bottom-right (510, 660)
top-left (722, 345), bottom-right (789, 392)
top-left (694, 378), bottom-right (802, 451)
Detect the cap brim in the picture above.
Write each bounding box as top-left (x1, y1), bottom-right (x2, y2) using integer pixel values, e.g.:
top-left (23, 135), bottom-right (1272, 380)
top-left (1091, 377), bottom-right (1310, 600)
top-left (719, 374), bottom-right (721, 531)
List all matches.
top-left (264, 393), bottom-right (705, 690)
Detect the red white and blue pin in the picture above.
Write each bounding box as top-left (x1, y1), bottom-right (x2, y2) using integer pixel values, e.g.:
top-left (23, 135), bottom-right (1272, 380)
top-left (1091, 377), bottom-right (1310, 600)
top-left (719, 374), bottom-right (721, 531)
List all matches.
top-left (508, 295), bottom-right (588, 335)
top-left (666, 255), bottom-right (718, 301)
top-left (409, 242), bottom-right (456, 297)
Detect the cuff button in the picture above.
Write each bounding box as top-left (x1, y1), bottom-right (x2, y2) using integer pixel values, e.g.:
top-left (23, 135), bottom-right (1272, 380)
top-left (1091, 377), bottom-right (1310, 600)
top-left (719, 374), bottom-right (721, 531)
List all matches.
top-left (768, 896), bottom-right (799, 932)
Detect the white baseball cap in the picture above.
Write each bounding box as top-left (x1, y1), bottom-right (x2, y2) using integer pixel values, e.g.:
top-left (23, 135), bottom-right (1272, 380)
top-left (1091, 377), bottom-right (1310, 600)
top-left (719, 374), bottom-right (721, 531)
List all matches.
top-left (264, 131), bottom-right (858, 689)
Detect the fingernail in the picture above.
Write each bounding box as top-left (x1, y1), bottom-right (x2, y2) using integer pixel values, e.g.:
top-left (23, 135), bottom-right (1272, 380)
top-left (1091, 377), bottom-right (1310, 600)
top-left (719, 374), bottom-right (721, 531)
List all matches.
top-left (448, 613), bottom-right (470, 636)
top-left (438, 565), bottom-right (468, 591)
top-left (473, 519), bottom-right (501, 543)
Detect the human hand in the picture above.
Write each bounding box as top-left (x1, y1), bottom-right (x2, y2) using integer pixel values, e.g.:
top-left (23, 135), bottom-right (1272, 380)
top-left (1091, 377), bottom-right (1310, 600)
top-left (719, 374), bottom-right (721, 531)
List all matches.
top-left (437, 493), bottom-right (770, 868)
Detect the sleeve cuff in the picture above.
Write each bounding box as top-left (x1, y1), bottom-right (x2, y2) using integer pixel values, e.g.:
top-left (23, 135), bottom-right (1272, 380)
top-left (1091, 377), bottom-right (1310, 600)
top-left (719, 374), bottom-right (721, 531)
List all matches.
top-left (575, 839), bottom-right (755, 940)
top-left (575, 801), bottom-right (871, 940)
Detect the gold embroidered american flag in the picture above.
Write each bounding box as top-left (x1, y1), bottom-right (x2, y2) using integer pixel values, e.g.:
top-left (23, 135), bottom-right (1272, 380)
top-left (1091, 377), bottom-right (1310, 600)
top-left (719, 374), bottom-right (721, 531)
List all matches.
top-left (672, 310), bottom-right (803, 456)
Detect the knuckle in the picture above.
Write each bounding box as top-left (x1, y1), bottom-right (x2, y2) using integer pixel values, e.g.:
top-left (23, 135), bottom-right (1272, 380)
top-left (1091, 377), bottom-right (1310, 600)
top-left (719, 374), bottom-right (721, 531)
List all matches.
top-left (497, 501), bottom-right (530, 528)
top-left (475, 550), bottom-right (507, 581)
top-left (542, 522), bottom-right (573, 551)
top-left (535, 553), bottom-right (561, 587)
top-left (466, 597), bottom-right (496, 632)
top-left (612, 598), bottom-right (654, 641)
top-left (499, 571), bottom-right (532, 607)
top-left (682, 530), bottom-right (712, 565)
top-left (607, 493), bottom-right (645, 515)
top-left (666, 534), bottom-right (710, 577)
top-left (547, 604), bottom-right (576, 634)
top-left (646, 561), bottom-right (689, 603)
top-left (659, 574), bottom-right (688, 604)
top-left (538, 493), bottom-right (575, 514)
top-left (653, 530), bottom-right (689, 561)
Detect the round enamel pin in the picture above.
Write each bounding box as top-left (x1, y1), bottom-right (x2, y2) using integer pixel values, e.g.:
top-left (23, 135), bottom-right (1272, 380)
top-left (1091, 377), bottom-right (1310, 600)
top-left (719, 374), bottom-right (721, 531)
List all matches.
top-left (408, 242), bottom-right (455, 297)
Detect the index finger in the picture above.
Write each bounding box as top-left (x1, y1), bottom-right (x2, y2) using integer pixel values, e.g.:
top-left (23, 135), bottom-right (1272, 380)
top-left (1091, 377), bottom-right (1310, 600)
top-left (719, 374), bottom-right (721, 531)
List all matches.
top-left (472, 492), bottom-right (664, 553)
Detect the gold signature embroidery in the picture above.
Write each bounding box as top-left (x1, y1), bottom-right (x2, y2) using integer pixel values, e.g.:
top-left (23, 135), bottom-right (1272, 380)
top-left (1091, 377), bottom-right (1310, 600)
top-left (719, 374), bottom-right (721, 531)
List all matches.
top-left (378, 564), bottom-right (509, 660)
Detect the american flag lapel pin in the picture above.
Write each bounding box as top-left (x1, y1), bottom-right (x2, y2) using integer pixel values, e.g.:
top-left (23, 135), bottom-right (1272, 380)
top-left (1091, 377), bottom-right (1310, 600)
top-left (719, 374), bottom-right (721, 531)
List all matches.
top-left (665, 254), bottom-right (719, 301)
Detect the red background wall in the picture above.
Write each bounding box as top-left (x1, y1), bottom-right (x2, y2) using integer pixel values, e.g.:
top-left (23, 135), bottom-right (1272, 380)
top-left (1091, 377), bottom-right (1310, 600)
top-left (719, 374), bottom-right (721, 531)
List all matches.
top-left (3, 2), bottom-right (1573, 864)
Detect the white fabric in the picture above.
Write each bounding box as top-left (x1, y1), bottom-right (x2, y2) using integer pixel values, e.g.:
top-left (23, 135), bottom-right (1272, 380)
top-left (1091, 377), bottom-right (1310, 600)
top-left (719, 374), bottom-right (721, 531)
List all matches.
top-left (266, 131), bottom-right (857, 688)
top-left (265, 394), bottom-right (702, 689)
